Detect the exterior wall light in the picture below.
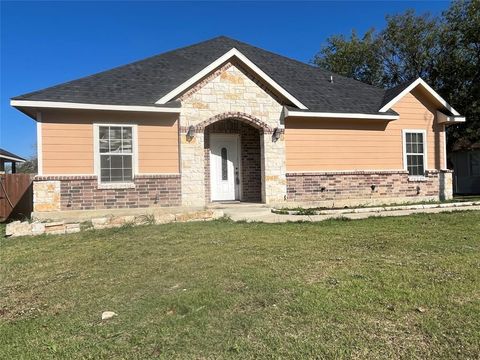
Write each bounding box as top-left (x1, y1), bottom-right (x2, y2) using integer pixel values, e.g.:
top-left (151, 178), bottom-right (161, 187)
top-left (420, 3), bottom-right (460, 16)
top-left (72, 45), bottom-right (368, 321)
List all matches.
top-left (272, 127), bottom-right (281, 142)
top-left (186, 125), bottom-right (195, 139)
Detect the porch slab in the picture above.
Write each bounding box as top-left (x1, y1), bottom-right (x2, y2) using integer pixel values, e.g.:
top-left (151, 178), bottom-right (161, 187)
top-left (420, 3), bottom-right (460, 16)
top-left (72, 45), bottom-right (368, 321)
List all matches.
top-left (29, 201), bottom-right (480, 226)
top-left (211, 203), bottom-right (272, 221)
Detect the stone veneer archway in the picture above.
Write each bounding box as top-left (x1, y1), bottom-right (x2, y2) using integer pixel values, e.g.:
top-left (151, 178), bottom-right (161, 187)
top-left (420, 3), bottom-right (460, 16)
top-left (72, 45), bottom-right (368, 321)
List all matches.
top-left (178, 61), bottom-right (288, 207)
top-left (204, 117), bottom-right (264, 203)
top-left (180, 111), bottom-right (287, 207)
top-left (195, 111), bottom-right (274, 134)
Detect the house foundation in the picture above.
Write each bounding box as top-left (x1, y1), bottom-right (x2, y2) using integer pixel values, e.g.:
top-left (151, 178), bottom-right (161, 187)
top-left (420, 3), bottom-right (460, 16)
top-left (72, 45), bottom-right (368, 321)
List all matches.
top-left (33, 175), bottom-right (181, 212)
top-left (284, 169), bottom-right (453, 208)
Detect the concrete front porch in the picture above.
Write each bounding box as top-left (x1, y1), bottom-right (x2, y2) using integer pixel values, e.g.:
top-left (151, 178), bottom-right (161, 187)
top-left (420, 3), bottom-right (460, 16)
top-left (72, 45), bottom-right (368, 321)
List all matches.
top-left (209, 200), bottom-right (480, 223)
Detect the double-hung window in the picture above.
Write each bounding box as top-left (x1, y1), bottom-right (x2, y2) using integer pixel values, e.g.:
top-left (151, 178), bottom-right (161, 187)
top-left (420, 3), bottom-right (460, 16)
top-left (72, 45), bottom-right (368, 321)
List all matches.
top-left (403, 130), bottom-right (426, 177)
top-left (97, 125), bottom-right (135, 183)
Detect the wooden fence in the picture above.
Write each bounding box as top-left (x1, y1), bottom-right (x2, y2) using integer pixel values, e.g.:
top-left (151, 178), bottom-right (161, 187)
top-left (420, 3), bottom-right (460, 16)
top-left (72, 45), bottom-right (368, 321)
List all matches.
top-left (0, 174), bottom-right (34, 222)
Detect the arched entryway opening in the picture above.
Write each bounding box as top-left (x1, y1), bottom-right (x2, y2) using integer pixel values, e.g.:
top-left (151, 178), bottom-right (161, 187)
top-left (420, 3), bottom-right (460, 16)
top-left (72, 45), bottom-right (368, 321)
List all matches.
top-left (198, 112), bottom-right (271, 203)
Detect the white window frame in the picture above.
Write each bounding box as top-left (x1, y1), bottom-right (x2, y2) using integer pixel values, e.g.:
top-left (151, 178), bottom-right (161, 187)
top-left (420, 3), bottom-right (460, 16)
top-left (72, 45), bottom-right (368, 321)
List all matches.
top-left (402, 129), bottom-right (428, 179)
top-left (93, 123), bottom-right (139, 188)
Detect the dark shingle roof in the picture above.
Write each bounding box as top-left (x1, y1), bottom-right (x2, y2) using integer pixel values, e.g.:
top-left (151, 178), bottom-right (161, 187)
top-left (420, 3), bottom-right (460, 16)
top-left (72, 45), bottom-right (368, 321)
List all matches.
top-left (13, 36), bottom-right (394, 114)
top-left (381, 80), bottom-right (416, 109)
top-left (0, 148), bottom-right (26, 162)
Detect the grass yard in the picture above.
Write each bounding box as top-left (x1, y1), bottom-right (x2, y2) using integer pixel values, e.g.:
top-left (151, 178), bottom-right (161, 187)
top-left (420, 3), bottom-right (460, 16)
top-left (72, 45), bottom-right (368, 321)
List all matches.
top-left (1, 212), bottom-right (479, 359)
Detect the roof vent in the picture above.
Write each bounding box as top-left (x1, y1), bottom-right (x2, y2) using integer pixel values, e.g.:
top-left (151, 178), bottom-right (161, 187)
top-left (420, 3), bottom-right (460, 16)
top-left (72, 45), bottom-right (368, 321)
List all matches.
top-left (329, 75), bottom-right (334, 83)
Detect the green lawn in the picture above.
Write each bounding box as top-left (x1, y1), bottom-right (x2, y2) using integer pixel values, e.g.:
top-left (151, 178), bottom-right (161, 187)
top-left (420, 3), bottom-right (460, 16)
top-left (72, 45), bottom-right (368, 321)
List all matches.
top-left (1, 212), bottom-right (479, 359)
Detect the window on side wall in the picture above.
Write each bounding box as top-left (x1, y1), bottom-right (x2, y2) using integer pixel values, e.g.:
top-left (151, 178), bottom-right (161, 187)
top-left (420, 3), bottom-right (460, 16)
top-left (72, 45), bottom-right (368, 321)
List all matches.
top-left (97, 125), bottom-right (135, 183)
top-left (404, 130), bottom-right (426, 177)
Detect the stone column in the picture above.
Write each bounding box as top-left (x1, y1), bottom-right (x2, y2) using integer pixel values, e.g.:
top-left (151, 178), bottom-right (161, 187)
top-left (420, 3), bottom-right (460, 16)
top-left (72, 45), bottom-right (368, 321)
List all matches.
top-left (439, 170), bottom-right (453, 201)
top-left (262, 132), bottom-right (287, 205)
top-left (180, 132), bottom-right (206, 207)
top-left (33, 180), bottom-right (61, 212)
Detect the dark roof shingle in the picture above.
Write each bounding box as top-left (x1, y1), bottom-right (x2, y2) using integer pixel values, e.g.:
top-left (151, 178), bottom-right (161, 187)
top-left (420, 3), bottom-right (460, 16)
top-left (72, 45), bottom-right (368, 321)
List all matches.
top-left (13, 36), bottom-right (393, 114)
top-left (381, 80), bottom-right (416, 109)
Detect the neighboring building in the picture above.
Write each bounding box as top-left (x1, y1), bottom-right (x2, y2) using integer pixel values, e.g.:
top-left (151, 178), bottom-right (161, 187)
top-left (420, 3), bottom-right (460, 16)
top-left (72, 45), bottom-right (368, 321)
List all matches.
top-left (450, 141), bottom-right (480, 195)
top-left (10, 36), bottom-right (466, 214)
top-left (0, 148), bottom-right (26, 174)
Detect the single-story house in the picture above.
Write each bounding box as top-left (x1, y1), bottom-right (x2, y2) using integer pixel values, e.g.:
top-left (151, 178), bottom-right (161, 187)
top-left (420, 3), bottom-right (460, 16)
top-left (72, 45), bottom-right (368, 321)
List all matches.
top-left (0, 148), bottom-right (26, 174)
top-left (10, 36), bottom-right (466, 213)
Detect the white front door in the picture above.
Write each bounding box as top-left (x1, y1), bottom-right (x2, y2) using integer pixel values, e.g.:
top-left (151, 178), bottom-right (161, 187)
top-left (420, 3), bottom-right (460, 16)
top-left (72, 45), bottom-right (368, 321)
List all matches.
top-left (210, 134), bottom-right (240, 201)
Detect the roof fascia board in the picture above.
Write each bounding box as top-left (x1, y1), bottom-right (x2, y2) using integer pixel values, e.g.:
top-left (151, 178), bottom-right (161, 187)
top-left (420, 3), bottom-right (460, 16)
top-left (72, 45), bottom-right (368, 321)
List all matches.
top-left (286, 109), bottom-right (399, 120)
top-left (155, 48), bottom-right (309, 110)
top-left (10, 100), bottom-right (181, 113)
top-left (0, 154), bottom-right (26, 162)
top-left (380, 78), bottom-right (460, 116)
top-left (437, 110), bottom-right (466, 125)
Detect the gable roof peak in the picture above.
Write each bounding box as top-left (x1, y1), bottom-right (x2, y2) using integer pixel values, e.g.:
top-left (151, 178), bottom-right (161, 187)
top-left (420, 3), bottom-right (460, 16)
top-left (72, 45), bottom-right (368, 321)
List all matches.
top-left (380, 77), bottom-right (460, 116)
top-left (11, 35), bottom-right (407, 115)
top-left (155, 46), bottom-right (309, 109)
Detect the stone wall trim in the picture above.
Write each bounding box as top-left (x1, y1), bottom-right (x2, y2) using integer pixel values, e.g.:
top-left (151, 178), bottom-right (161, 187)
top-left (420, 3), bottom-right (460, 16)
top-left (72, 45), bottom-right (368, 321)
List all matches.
top-left (35, 174), bottom-right (181, 181)
top-left (287, 170), bottom-right (409, 176)
top-left (192, 111), bottom-right (275, 134)
top-left (35, 175), bottom-right (97, 181)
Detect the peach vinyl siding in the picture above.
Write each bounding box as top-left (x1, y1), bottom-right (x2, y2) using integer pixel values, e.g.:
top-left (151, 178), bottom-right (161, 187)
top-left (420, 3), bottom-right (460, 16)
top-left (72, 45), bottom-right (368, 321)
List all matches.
top-left (41, 121), bottom-right (94, 174)
top-left (137, 123), bottom-right (179, 173)
top-left (285, 88), bottom-right (445, 172)
top-left (40, 109), bottom-right (179, 175)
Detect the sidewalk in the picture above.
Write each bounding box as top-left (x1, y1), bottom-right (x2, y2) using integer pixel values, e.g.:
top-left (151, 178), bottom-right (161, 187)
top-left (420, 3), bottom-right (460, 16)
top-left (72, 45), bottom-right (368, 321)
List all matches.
top-left (218, 202), bottom-right (480, 223)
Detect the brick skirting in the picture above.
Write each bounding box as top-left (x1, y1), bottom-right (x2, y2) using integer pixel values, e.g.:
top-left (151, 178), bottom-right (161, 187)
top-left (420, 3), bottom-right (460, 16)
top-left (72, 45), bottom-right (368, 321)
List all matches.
top-left (286, 170), bottom-right (444, 203)
top-left (34, 174), bottom-right (181, 211)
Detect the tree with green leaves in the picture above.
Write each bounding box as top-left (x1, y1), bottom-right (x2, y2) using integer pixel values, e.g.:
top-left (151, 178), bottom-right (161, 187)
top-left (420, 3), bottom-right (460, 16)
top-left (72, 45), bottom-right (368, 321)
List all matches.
top-left (313, 0), bottom-right (479, 151)
top-left (313, 29), bottom-right (384, 87)
top-left (15, 156), bottom-right (37, 174)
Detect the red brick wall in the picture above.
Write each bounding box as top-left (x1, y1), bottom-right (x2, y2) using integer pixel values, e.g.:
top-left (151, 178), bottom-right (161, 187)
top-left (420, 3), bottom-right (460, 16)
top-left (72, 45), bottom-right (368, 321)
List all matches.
top-left (204, 119), bottom-right (262, 203)
top-left (240, 124), bottom-right (262, 202)
top-left (35, 175), bottom-right (181, 210)
top-left (286, 170), bottom-right (441, 202)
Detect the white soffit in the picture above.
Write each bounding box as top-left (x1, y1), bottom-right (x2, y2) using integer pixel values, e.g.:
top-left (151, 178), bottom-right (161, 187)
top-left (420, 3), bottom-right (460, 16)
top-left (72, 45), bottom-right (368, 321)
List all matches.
top-left (10, 100), bottom-right (181, 113)
top-left (285, 108), bottom-right (399, 120)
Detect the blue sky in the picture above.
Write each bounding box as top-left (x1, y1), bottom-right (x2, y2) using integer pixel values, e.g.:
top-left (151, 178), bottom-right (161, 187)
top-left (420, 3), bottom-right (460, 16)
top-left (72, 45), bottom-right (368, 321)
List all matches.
top-left (1, 1), bottom-right (450, 158)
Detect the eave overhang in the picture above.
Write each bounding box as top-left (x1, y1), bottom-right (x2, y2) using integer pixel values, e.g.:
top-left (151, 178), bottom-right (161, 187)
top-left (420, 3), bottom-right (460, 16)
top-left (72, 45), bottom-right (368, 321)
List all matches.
top-left (380, 78), bottom-right (461, 116)
top-left (437, 111), bottom-right (466, 125)
top-left (10, 100), bottom-right (182, 118)
top-left (0, 154), bottom-right (26, 163)
top-left (284, 108), bottom-right (399, 120)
